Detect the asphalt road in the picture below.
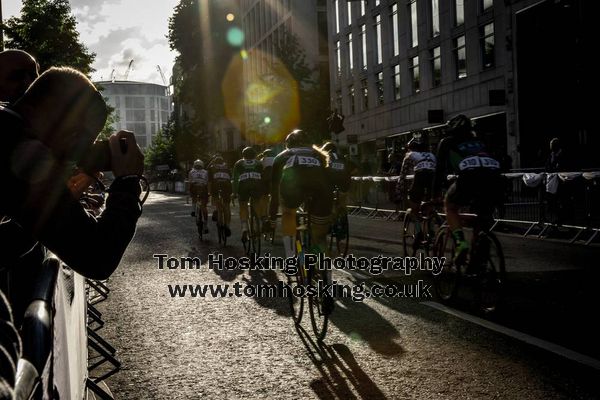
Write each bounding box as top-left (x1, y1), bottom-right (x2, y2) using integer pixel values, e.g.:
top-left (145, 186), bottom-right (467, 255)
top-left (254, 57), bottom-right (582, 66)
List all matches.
top-left (95, 192), bottom-right (600, 399)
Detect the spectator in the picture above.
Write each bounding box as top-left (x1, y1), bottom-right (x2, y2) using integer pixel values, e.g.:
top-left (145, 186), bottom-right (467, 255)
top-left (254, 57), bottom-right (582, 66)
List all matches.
top-left (0, 66), bottom-right (144, 280)
top-left (0, 50), bottom-right (39, 104)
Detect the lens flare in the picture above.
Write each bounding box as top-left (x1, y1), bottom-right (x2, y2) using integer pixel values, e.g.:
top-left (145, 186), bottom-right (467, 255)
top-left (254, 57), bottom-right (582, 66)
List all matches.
top-left (222, 49), bottom-right (300, 145)
top-left (226, 27), bottom-right (244, 47)
top-left (226, 13), bottom-right (235, 22)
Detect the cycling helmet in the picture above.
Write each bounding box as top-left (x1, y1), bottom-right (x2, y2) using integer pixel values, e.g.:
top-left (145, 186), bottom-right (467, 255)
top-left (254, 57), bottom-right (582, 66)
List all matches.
top-left (261, 148), bottom-right (274, 157)
top-left (193, 159), bottom-right (204, 169)
top-left (285, 129), bottom-right (311, 149)
top-left (321, 141), bottom-right (337, 153)
top-left (445, 114), bottom-right (473, 138)
top-left (212, 155), bottom-right (224, 165)
top-left (407, 137), bottom-right (426, 152)
top-left (242, 146), bottom-right (257, 159)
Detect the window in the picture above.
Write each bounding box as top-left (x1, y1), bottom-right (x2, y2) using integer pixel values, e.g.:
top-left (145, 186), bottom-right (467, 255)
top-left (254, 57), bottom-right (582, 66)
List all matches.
top-left (125, 96), bottom-right (145, 109)
top-left (480, 23), bottom-right (495, 69)
top-left (375, 15), bottom-right (382, 64)
top-left (481, 0), bottom-right (493, 11)
top-left (375, 0), bottom-right (380, 6)
top-left (455, 35), bottom-right (467, 79)
top-left (126, 109), bottom-right (146, 121)
top-left (360, 0), bottom-right (366, 16)
top-left (347, 33), bottom-right (354, 74)
top-left (410, 56), bottom-right (420, 93)
top-left (361, 79), bottom-right (369, 110)
top-left (335, 0), bottom-right (340, 33)
top-left (455, 0), bottom-right (464, 26)
top-left (393, 64), bottom-right (401, 100)
top-left (431, 46), bottom-right (441, 87)
top-left (391, 4), bottom-right (399, 56)
top-left (348, 85), bottom-right (355, 114)
top-left (410, 0), bottom-right (418, 48)
top-left (431, 0), bottom-right (440, 37)
top-left (376, 72), bottom-right (384, 105)
top-left (335, 40), bottom-right (342, 77)
top-left (347, 1), bottom-right (352, 25)
top-left (135, 135), bottom-right (147, 147)
top-left (360, 24), bottom-right (367, 70)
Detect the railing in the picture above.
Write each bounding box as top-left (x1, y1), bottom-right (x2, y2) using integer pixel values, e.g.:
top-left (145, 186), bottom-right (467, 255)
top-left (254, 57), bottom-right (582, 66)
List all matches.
top-left (10, 253), bottom-right (119, 400)
top-left (347, 171), bottom-right (600, 245)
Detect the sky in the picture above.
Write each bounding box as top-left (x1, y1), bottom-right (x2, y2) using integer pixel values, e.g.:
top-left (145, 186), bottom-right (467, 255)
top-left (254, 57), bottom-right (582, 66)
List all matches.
top-left (3, 0), bottom-right (179, 85)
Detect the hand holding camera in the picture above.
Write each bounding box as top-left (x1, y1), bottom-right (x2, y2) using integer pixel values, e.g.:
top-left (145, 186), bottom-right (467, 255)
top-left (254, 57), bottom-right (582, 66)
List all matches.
top-left (78, 130), bottom-right (143, 178)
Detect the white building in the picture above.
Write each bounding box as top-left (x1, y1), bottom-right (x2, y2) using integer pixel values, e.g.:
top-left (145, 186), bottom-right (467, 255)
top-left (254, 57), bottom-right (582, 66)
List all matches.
top-left (96, 81), bottom-right (173, 149)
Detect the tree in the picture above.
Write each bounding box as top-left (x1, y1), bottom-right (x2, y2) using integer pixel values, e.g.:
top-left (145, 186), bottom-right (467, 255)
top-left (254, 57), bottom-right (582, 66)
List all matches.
top-left (2, 0), bottom-right (95, 75)
top-left (144, 120), bottom-right (177, 171)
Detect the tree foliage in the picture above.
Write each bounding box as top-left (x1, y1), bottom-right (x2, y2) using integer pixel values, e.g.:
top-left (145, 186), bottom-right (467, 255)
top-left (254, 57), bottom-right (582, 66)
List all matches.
top-left (144, 118), bottom-right (177, 171)
top-left (2, 0), bottom-right (95, 75)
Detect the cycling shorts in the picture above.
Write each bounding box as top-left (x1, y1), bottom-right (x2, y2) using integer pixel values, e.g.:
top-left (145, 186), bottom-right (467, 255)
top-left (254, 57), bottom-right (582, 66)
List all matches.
top-left (279, 167), bottom-right (332, 218)
top-left (445, 169), bottom-right (504, 215)
top-left (238, 180), bottom-right (265, 203)
top-left (190, 184), bottom-right (209, 202)
top-left (408, 170), bottom-right (434, 203)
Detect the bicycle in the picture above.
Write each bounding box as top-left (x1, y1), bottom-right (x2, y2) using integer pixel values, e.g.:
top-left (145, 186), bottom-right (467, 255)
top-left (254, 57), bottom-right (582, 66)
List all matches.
top-left (242, 195), bottom-right (261, 256)
top-left (287, 200), bottom-right (332, 341)
top-left (433, 210), bottom-right (506, 314)
top-left (195, 196), bottom-right (205, 241)
top-left (402, 201), bottom-right (442, 256)
top-left (213, 189), bottom-right (228, 246)
top-left (328, 187), bottom-right (349, 257)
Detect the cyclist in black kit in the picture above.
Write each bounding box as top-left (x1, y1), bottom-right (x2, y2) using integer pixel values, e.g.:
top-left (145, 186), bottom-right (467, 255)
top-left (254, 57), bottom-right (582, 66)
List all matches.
top-left (270, 130), bottom-right (332, 258)
top-left (433, 115), bottom-right (503, 265)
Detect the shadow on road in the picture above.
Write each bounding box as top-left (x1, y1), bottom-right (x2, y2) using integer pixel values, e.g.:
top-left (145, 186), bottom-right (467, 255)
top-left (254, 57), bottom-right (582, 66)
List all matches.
top-left (241, 268), bottom-right (289, 316)
top-left (294, 324), bottom-right (388, 400)
top-left (329, 295), bottom-right (405, 357)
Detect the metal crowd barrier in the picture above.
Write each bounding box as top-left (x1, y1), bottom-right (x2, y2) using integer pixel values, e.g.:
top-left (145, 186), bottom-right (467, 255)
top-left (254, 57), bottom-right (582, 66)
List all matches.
top-left (348, 171), bottom-right (600, 245)
top-left (10, 254), bottom-right (119, 400)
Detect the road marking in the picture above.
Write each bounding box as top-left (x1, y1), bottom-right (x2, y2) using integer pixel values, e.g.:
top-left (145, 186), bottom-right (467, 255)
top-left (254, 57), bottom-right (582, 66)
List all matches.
top-left (421, 301), bottom-right (600, 371)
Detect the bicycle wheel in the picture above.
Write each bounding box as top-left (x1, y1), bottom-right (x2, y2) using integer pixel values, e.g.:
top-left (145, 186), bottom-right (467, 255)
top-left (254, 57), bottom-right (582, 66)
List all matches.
top-left (433, 226), bottom-right (459, 302)
top-left (218, 205), bottom-right (227, 247)
top-left (308, 267), bottom-right (330, 341)
top-left (331, 213), bottom-right (349, 257)
top-left (249, 206), bottom-right (261, 255)
top-left (288, 229), bottom-right (308, 325)
top-left (474, 232), bottom-right (506, 314)
top-left (195, 203), bottom-right (203, 241)
top-left (402, 212), bottom-right (417, 257)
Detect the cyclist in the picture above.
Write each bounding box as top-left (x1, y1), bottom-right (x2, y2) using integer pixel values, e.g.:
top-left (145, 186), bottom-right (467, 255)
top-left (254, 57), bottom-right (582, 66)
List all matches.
top-left (433, 114), bottom-right (503, 265)
top-left (208, 155), bottom-right (232, 237)
top-left (189, 160), bottom-right (209, 229)
top-left (270, 130), bottom-right (332, 259)
top-left (259, 148), bottom-right (276, 232)
top-left (233, 147), bottom-right (265, 242)
top-left (320, 142), bottom-right (351, 216)
top-left (397, 136), bottom-right (436, 244)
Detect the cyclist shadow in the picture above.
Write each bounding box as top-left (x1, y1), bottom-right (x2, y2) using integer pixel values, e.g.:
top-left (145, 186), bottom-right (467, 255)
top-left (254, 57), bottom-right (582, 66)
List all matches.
top-left (329, 295), bottom-right (405, 357)
top-left (295, 324), bottom-right (388, 400)
top-left (241, 268), bottom-right (289, 316)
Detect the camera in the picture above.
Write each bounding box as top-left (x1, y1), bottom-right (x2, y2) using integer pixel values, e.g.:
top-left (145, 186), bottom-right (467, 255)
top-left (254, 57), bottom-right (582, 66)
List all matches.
top-left (77, 138), bottom-right (128, 174)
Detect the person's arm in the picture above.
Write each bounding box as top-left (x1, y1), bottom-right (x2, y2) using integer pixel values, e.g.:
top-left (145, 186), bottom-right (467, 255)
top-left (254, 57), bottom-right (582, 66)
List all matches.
top-left (433, 138), bottom-right (451, 198)
top-left (269, 154), bottom-right (284, 219)
top-left (12, 131), bottom-right (143, 280)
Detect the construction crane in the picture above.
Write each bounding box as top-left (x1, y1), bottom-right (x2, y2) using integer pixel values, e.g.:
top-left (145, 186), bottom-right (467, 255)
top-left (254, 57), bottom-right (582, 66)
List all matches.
top-left (110, 69), bottom-right (116, 82)
top-left (156, 65), bottom-right (171, 96)
top-left (124, 59), bottom-right (134, 80)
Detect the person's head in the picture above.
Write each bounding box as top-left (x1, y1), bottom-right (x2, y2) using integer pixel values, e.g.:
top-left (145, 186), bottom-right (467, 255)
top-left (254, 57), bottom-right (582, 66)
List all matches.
top-left (0, 49), bottom-right (39, 103)
top-left (285, 129), bottom-right (311, 149)
top-left (445, 114), bottom-right (473, 140)
top-left (242, 146), bottom-right (256, 160)
top-left (261, 148), bottom-right (274, 158)
top-left (550, 137), bottom-right (561, 152)
top-left (407, 136), bottom-right (427, 152)
top-left (212, 155), bottom-right (224, 165)
top-left (320, 141), bottom-right (337, 154)
top-left (13, 67), bottom-right (108, 161)
top-left (193, 159), bottom-right (204, 169)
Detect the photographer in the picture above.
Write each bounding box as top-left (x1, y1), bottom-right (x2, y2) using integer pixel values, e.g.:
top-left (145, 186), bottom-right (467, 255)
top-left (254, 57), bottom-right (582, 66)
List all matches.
top-left (0, 49), bottom-right (39, 104)
top-left (0, 66), bottom-right (144, 280)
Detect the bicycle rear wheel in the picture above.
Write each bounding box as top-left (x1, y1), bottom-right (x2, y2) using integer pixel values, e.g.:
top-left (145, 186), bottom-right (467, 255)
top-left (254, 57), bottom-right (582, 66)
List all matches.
top-left (195, 203), bottom-right (203, 241)
top-left (249, 207), bottom-right (261, 255)
top-left (474, 232), bottom-right (506, 314)
top-left (402, 212), bottom-right (417, 257)
top-left (433, 226), bottom-right (459, 302)
top-left (308, 267), bottom-right (330, 341)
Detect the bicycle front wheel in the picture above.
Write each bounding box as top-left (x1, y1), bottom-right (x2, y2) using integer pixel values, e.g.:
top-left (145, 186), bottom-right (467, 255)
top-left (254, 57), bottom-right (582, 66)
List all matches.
top-left (474, 232), bottom-right (506, 314)
top-left (433, 226), bottom-right (458, 302)
top-left (402, 212), bottom-right (417, 257)
top-left (329, 213), bottom-right (349, 257)
top-left (195, 203), bottom-right (203, 241)
top-left (308, 267), bottom-right (330, 341)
